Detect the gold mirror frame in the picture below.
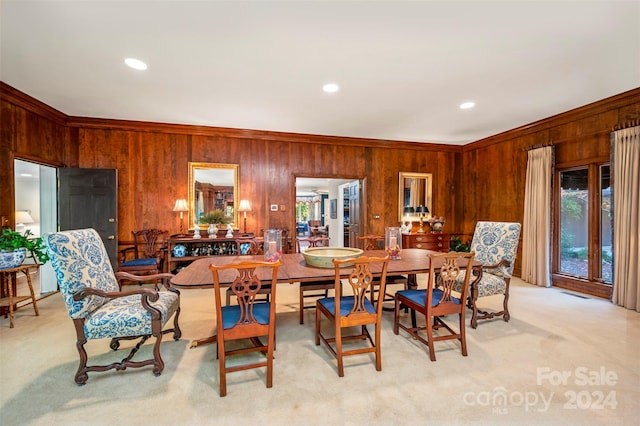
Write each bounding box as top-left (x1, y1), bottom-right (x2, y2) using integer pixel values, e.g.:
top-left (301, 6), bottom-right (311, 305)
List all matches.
top-left (188, 162), bottom-right (239, 230)
top-left (398, 172), bottom-right (433, 222)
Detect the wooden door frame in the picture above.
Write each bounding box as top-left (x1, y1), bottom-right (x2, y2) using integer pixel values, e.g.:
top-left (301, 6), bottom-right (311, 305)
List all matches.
top-left (291, 174), bottom-right (366, 250)
top-left (552, 159), bottom-right (612, 299)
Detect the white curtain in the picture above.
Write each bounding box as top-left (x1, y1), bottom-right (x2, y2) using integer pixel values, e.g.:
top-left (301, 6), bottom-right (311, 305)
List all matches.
top-left (522, 146), bottom-right (553, 287)
top-left (611, 126), bottom-right (640, 311)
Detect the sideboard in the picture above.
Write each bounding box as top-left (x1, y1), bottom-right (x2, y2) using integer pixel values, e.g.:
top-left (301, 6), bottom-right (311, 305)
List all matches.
top-left (168, 233), bottom-right (255, 273)
top-left (402, 233), bottom-right (450, 252)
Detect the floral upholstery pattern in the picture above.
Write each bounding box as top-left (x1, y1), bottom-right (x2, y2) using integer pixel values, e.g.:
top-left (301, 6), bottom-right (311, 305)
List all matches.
top-left (44, 228), bottom-right (179, 338)
top-left (44, 229), bottom-right (120, 319)
top-left (453, 222), bottom-right (521, 297)
top-left (84, 293), bottom-right (178, 339)
top-left (471, 222), bottom-right (521, 278)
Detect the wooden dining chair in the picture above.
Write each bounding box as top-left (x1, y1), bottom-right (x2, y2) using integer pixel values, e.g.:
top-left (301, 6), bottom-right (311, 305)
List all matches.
top-left (297, 236), bottom-right (332, 324)
top-left (393, 251), bottom-right (475, 361)
top-left (209, 259), bottom-right (281, 397)
top-left (296, 236), bottom-right (330, 253)
top-left (358, 234), bottom-right (409, 311)
top-left (315, 255), bottom-right (389, 377)
top-left (118, 229), bottom-right (168, 278)
top-left (226, 239), bottom-right (269, 305)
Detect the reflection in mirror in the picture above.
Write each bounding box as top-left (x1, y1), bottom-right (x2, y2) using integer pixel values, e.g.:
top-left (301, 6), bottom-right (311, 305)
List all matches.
top-left (188, 162), bottom-right (239, 230)
top-left (398, 172), bottom-right (433, 222)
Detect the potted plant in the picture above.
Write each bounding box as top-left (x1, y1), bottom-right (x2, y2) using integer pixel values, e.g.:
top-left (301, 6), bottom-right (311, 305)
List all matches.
top-left (0, 228), bottom-right (49, 269)
top-left (450, 236), bottom-right (471, 252)
top-left (200, 209), bottom-right (231, 238)
top-left (200, 209), bottom-right (231, 226)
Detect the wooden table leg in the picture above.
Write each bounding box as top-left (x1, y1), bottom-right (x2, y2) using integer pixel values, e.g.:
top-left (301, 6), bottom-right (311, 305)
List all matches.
top-left (24, 269), bottom-right (40, 317)
top-left (407, 273), bottom-right (418, 290)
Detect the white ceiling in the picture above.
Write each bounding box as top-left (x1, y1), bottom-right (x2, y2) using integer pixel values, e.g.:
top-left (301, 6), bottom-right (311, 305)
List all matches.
top-left (296, 177), bottom-right (355, 196)
top-left (1, 1), bottom-right (639, 145)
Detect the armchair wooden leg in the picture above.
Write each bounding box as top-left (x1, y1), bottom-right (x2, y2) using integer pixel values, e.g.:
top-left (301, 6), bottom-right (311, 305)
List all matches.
top-left (502, 290), bottom-right (510, 322)
top-left (152, 332), bottom-right (165, 377)
top-left (74, 338), bottom-right (90, 385)
top-left (469, 286), bottom-right (479, 329)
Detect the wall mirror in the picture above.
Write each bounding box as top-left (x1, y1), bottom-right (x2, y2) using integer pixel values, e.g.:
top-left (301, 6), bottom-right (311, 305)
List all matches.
top-left (398, 172), bottom-right (433, 222)
top-left (188, 162), bottom-right (239, 230)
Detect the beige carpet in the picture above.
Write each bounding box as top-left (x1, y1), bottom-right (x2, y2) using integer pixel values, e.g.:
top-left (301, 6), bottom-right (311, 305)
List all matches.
top-left (1, 277), bottom-right (638, 426)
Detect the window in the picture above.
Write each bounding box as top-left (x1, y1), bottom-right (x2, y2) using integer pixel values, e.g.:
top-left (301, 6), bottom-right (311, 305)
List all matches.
top-left (559, 168), bottom-right (589, 278)
top-left (553, 163), bottom-right (612, 298)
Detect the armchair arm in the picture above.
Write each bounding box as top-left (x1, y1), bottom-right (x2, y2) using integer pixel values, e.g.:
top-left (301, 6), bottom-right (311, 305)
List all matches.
top-left (119, 246), bottom-right (136, 263)
top-left (73, 286), bottom-right (158, 301)
top-left (72, 286), bottom-right (163, 320)
top-left (115, 271), bottom-right (179, 294)
top-left (480, 259), bottom-right (511, 277)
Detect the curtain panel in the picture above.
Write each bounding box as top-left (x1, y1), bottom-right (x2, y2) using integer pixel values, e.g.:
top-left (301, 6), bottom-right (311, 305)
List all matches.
top-left (522, 146), bottom-right (553, 287)
top-left (611, 126), bottom-right (640, 311)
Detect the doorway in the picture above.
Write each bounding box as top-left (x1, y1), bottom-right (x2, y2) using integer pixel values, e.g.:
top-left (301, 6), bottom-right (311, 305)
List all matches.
top-left (14, 159), bottom-right (58, 295)
top-left (295, 177), bottom-right (363, 249)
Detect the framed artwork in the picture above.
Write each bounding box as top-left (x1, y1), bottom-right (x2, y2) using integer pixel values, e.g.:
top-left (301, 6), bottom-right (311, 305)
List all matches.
top-left (330, 199), bottom-right (337, 219)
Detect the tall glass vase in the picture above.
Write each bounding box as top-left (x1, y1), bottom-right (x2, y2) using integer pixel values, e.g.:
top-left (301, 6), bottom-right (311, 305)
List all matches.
top-left (385, 226), bottom-right (402, 260)
top-left (264, 229), bottom-right (282, 262)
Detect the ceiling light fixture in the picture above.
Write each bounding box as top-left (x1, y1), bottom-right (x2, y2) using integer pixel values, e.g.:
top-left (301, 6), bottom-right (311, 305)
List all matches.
top-left (323, 83), bottom-right (339, 93)
top-left (124, 58), bottom-right (148, 70)
top-left (460, 101), bottom-right (475, 110)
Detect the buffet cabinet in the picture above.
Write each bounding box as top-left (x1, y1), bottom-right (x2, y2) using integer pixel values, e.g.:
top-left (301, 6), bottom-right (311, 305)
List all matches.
top-left (168, 233), bottom-right (254, 273)
top-left (402, 233), bottom-right (450, 252)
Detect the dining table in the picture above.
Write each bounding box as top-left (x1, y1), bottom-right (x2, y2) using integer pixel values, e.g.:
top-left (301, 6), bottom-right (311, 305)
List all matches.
top-left (170, 248), bottom-right (483, 347)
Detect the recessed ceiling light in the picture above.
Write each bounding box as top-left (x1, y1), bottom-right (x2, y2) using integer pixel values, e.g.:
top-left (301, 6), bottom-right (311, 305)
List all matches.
top-left (20, 173), bottom-right (33, 177)
top-left (323, 83), bottom-right (339, 93)
top-left (460, 101), bottom-right (475, 109)
top-left (124, 58), bottom-right (148, 70)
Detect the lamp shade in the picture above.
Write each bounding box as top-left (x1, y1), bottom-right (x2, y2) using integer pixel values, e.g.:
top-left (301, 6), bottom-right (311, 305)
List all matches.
top-left (414, 205), bottom-right (429, 214)
top-left (15, 211), bottom-right (34, 224)
top-left (403, 206), bottom-right (415, 215)
top-left (172, 199), bottom-right (188, 212)
top-left (238, 200), bottom-right (252, 212)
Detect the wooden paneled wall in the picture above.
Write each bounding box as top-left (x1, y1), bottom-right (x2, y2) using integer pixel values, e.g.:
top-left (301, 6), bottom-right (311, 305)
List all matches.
top-left (2, 81), bottom-right (639, 282)
top-left (461, 88), bottom-right (640, 277)
top-left (72, 124), bottom-right (461, 241)
top-left (0, 83), bottom-right (77, 229)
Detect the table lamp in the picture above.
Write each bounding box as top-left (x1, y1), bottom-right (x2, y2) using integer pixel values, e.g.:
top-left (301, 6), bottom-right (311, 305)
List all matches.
top-left (15, 210), bottom-right (34, 232)
top-left (238, 199), bottom-right (252, 234)
top-left (414, 205), bottom-right (429, 233)
top-left (173, 199), bottom-right (189, 234)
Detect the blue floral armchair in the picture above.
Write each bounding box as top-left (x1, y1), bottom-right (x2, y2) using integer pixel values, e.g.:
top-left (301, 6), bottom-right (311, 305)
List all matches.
top-left (454, 221), bottom-right (521, 328)
top-left (44, 228), bottom-right (181, 384)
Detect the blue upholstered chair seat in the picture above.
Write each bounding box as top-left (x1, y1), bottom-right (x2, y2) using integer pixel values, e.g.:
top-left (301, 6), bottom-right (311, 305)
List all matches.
top-left (120, 257), bottom-right (157, 267)
top-left (83, 292), bottom-right (179, 340)
top-left (396, 288), bottom-right (461, 308)
top-left (220, 303), bottom-right (271, 329)
top-left (317, 295), bottom-right (376, 316)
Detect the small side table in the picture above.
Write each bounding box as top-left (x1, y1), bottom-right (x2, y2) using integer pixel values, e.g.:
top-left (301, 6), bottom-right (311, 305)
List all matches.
top-left (0, 264), bottom-right (40, 328)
